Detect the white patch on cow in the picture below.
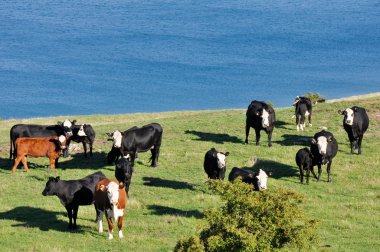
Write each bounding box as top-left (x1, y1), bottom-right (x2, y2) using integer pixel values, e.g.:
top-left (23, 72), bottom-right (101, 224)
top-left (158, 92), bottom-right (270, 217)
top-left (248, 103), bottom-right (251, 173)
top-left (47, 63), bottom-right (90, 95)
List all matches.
top-left (216, 153), bottom-right (226, 168)
top-left (77, 124), bottom-right (87, 136)
top-left (123, 154), bottom-right (130, 159)
top-left (302, 123), bottom-right (306, 129)
top-left (98, 219), bottom-right (103, 233)
top-left (261, 109), bottom-right (270, 128)
top-left (256, 169), bottom-right (268, 190)
top-left (317, 136), bottom-right (328, 155)
top-left (119, 230), bottom-right (124, 238)
top-left (296, 125), bottom-right (300, 131)
top-left (344, 108), bottom-right (354, 125)
top-left (112, 130), bottom-right (122, 148)
top-left (309, 123), bottom-right (312, 127)
top-left (305, 110), bottom-right (310, 116)
top-left (106, 181), bottom-right (124, 222)
top-left (108, 231), bottom-right (114, 240)
top-left (63, 119), bottom-right (72, 128)
top-left (58, 135), bottom-right (66, 143)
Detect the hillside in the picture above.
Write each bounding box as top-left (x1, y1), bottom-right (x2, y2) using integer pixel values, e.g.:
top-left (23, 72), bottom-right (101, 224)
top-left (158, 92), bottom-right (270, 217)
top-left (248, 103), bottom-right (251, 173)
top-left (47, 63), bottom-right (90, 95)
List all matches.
top-left (0, 95), bottom-right (379, 251)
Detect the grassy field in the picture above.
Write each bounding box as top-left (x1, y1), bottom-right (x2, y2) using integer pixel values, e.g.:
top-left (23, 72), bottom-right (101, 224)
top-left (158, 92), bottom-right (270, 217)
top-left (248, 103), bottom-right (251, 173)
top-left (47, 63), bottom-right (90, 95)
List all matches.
top-left (0, 95), bottom-right (379, 251)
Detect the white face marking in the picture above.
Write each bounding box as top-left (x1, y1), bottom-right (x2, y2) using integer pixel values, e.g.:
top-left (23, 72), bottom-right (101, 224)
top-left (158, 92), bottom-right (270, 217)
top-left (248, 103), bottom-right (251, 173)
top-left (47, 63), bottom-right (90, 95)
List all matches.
top-left (216, 153), bottom-right (226, 168)
top-left (112, 131), bottom-right (122, 148)
top-left (107, 182), bottom-right (120, 205)
top-left (261, 109), bottom-right (270, 128)
top-left (58, 135), bottom-right (66, 143)
top-left (317, 136), bottom-right (328, 155)
top-left (77, 124), bottom-right (87, 136)
top-left (344, 108), bottom-right (354, 125)
top-left (256, 169), bottom-right (268, 189)
top-left (63, 119), bottom-right (72, 128)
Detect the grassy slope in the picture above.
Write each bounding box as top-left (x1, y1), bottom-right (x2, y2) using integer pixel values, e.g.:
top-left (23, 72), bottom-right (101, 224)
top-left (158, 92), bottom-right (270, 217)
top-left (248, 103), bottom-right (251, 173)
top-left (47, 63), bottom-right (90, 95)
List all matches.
top-left (0, 96), bottom-right (379, 251)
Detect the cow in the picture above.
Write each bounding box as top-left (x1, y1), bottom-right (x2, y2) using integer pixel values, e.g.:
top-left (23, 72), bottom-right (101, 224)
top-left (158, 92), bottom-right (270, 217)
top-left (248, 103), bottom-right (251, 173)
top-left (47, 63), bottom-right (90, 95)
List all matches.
top-left (42, 171), bottom-right (106, 229)
top-left (338, 106), bottom-right (369, 155)
top-left (295, 147), bottom-right (318, 184)
top-left (107, 126), bottom-right (138, 165)
top-left (245, 100), bottom-right (276, 147)
top-left (310, 130), bottom-right (338, 182)
top-left (115, 157), bottom-right (134, 195)
top-left (107, 123), bottom-right (163, 167)
top-left (293, 96), bottom-right (312, 131)
top-left (66, 123), bottom-right (96, 157)
top-left (228, 167), bottom-right (268, 191)
top-left (203, 148), bottom-right (230, 180)
top-left (11, 135), bottom-right (69, 174)
top-left (95, 178), bottom-right (127, 240)
top-left (9, 119), bottom-right (74, 162)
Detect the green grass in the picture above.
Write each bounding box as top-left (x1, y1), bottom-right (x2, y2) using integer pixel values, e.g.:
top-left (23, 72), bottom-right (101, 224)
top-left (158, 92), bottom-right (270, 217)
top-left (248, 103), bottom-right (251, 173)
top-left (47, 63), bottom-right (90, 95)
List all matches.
top-left (0, 96), bottom-right (379, 251)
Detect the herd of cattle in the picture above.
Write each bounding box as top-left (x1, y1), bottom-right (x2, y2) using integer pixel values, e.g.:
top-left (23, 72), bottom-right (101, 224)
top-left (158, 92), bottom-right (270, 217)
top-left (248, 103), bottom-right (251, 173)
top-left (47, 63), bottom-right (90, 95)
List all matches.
top-left (6, 96), bottom-right (369, 239)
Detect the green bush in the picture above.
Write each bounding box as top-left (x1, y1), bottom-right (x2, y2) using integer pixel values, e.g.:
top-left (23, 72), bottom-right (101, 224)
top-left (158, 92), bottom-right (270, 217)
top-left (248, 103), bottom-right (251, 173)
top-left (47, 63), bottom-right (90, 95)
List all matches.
top-left (175, 180), bottom-right (319, 252)
top-left (304, 92), bottom-right (326, 104)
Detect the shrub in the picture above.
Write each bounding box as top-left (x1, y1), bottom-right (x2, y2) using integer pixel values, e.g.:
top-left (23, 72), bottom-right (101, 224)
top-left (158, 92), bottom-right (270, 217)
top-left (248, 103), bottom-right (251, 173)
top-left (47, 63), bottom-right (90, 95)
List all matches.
top-left (174, 180), bottom-right (319, 252)
top-left (304, 92), bottom-right (326, 104)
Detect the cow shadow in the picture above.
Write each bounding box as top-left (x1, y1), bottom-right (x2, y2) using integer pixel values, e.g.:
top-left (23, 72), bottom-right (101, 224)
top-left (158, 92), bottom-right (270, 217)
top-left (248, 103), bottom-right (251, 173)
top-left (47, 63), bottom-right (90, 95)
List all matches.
top-left (273, 134), bottom-right (311, 147)
top-left (184, 130), bottom-right (244, 144)
top-left (0, 206), bottom-right (84, 233)
top-left (147, 205), bottom-right (204, 219)
top-left (58, 152), bottom-right (111, 170)
top-left (142, 177), bottom-right (195, 191)
top-left (275, 120), bottom-right (293, 129)
top-left (240, 158), bottom-right (298, 180)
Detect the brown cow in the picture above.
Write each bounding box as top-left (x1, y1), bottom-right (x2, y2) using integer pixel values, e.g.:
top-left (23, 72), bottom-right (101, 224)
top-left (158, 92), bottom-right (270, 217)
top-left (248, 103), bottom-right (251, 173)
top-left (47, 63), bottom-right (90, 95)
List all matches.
top-left (95, 178), bottom-right (127, 240)
top-left (11, 135), bottom-right (68, 174)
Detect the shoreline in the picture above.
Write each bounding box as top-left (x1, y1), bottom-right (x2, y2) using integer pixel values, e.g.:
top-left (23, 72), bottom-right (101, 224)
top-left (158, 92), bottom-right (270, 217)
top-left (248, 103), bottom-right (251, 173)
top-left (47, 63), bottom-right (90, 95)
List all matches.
top-left (326, 92), bottom-right (380, 103)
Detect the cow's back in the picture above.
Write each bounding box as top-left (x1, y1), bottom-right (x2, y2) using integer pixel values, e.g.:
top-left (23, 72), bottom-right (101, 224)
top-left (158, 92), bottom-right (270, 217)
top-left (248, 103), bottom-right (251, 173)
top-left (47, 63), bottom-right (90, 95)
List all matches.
top-left (123, 123), bottom-right (162, 150)
top-left (15, 137), bottom-right (57, 157)
top-left (11, 124), bottom-right (62, 141)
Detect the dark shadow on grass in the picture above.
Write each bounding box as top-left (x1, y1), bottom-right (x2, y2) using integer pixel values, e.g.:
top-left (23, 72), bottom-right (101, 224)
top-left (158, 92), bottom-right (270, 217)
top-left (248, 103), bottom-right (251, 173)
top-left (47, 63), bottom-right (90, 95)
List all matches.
top-left (273, 134), bottom-right (311, 147)
top-left (240, 158), bottom-right (298, 180)
top-left (58, 152), bottom-right (111, 170)
top-left (275, 120), bottom-right (293, 129)
top-left (184, 130), bottom-right (244, 144)
top-left (147, 205), bottom-right (203, 219)
top-left (0, 206), bottom-right (85, 233)
top-left (143, 177), bottom-right (195, 190)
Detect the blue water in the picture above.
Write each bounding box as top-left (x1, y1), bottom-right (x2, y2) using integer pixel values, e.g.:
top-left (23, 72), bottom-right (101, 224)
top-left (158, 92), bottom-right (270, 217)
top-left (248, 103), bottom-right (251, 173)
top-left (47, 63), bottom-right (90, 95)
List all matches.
top-left (1, 1), bottom-right (379, 119)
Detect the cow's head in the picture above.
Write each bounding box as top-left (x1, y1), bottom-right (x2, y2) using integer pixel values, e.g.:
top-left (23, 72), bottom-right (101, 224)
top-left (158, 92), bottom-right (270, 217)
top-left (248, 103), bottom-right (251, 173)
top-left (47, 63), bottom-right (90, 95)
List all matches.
top-left (57, 119), bottom-right (76, 137)
top-left (213, 151), bottom-right (229, 179)
top-left (42, 176), bottom-right (60, 196)
top-left (107, 130), bottom-right (123, 148)
top-left (50, 135), bottom-right (69, 152)
top-left (293, 96), bottom-right (301, 106)
top-left (255, 169), bottom-right (268, 190)
top-left (311, 135), bottom-right (333, 156)
top-left (77, 124), bottom-right (87, 137)
top-left (338, 108), bottom-right (355, 126)
top-left (98, 181), bottom-right (124, 207)
top-left (256, 108), bottom-right (273, 128)
top-left (115, 157), bottom-right (134, 188)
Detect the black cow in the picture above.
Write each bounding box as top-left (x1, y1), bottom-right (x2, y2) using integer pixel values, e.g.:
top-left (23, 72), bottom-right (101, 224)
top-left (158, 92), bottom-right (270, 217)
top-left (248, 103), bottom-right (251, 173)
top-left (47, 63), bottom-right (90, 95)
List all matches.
top-left (67, 122), bottom-right (96, 157)
top-left (106, 126), bottom-right (138, 165)
top-left (293, 96), bottom-right (312, 131)
top-left (228, 167), bottom-right (268, 191)
top-left (42, 171), bottom-right (106, 229)
top-left (107, 123), bottom-right (163, 167)
top-left (115, 157), bottom-right (134, 195)
top-left (9, 119), bottom-right (74, 162)
top-left (310, 130), bottom-right (338, 182)
top-left (338, 106), bottom-right (369, 155)
top-left (295, 147), bottom-right (318, 184)
top-left (203, 148), bottom-right (229, 180)
top-left (245, 100), bottom-right (276, 147)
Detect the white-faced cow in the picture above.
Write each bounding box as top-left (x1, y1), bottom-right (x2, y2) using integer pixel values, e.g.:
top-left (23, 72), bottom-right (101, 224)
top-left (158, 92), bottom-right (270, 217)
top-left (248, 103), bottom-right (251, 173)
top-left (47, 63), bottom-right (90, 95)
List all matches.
top-left (203, 148), bottom-right (230, 180)
top-left (95, 178), bottom-right (127, 240)
top-left (338, 106), bottom-right (369, 155)
top-left (295, 147), bottom-right (318, 184)
top-left (107, 123), bottom-right (163, 167)
top-left (310, 130), bottom-right (338, 182)
top-left (245, 101), bottom-right (276, 147)
top-left (67, 122), bottom-right (96, 157)
top-left (9, 119), bottom-right (74, 162)
top-left (228, 167), bottom-right (268, 191)
top-left (42, 171), bottom-right (106, 229)
top-left (115, 157), bottom-right (134, 195)
top-left (293, 96), bottom-right (312, 131)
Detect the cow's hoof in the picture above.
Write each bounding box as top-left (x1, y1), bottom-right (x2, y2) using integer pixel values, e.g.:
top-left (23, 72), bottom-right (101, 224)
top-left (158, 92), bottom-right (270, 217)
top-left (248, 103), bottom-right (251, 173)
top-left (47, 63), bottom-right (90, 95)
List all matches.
top-left (268, 143), bottom-right (272, 147)
top-left (256, 142), bottom-right (260, 146)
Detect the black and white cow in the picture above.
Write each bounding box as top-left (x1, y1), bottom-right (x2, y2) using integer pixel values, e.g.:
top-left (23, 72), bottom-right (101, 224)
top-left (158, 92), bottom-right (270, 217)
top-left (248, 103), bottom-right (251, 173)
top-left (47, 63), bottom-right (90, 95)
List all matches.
top-left (245, 100), bottom-right (276, 147)
top-left (293, 96), bottom-right (312, 131)
top-left (338, 106), bottom-right (369, 155)
top-left (203, 148), bottom-right (230, 180)
top-left (114, 157), bottom-right (134, 195)
top-left (106, 126), bottom-right (138, 165)
top-left (107, 123), bottom-right (163, 167)
top-left (42, 171), bottom-right (106, 229)
top-left (9, 119), bottom-right (74, 161)
top-left (67, 122), bottom-right (96, 157)
top-left (310, 130), bottom-right (338, 182)
top-left (295, 147), bottom-right (318, 184)
top-left (228, 167), bottom-right (268, 191)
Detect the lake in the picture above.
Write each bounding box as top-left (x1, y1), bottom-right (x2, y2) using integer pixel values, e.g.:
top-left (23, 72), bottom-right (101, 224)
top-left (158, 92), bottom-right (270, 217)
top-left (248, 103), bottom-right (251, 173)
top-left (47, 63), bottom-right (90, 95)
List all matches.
top-left (1, 0), bottom-right (379, 119)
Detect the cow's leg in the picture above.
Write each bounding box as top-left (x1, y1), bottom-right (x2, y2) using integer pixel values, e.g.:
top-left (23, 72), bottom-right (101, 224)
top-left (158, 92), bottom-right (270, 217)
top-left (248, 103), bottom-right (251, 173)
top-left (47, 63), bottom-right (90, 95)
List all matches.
top-left (358, 135), bottom-right (363, 155)
top-left (245, 123), bottom-right (250, 144)
top-left (350, 140), bottom-right (356, 154)
top-left (55, 157), bottom-right (59, 168)
top-left (89, 141), bottom-right (93, 157)
top-left (49, 157), bottom-right (56, 171)
top-left (106, 217), bottom-right (114, 240)
top-left (310, 166), bottom-right (318, 179)
top-left (117, 215), bottom-right (124, 238)
top-left (151, 147), bottom-right (160, 167)
top-left (267, 129), bottom-right (273, 147)
top-left (82, 142), bottom-right (88, 158)
top-left (299, 164), bottom-right (304, 184)
top-left (20, 156), bottom-right (30, 173)
top-left (255, 128), bottom-right (261, 146)
top-left (308, 113), bottom-right (312, 127)
top-left (72, 205), bottom-right (79, 229)
top-left (300, 115), bottom-right (305, 131)
top-left (327, 160), bottom-right (332, 182)
top-left (65, 206), bottom-right (73, 229)
top-left (11, 156), bottom-right (22, 174)
top-left (305, 168), bottom-right (310, 185)
top-left (296, 114), bottom-right (300, 131)
top-left (317, 164), bottom-right (322, 182)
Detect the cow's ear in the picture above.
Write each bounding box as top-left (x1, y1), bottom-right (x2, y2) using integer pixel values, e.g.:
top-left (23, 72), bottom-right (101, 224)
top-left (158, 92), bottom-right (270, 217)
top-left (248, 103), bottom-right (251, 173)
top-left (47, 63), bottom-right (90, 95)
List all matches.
top-left (57, 121), bottom-right (62, 125)
top-left (55, 176), bottom-right (60, 181)
top-left (310, 138), bottom-right (317, 145)
top-left (256, 111), bottom-right (260, 116)
top-left (97, 184), bottom-right (106, 192)
top-left (353, 107), bottom-right (358, 112)
top-left (338, 110), bottom-right (345, 115)
top-left (224, 152), bottom-right (230, 156)
top-left (327, 136), bottom-right (333, 142)
top-left (106, 132), bottom-right (113, 137)
top-left (119, 183), bottom-right (125, 189)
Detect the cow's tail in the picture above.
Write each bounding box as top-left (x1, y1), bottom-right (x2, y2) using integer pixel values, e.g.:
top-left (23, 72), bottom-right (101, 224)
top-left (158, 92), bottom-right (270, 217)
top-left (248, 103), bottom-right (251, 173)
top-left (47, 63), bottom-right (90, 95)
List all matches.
top-left (9, 137), bottom-right (13, 164)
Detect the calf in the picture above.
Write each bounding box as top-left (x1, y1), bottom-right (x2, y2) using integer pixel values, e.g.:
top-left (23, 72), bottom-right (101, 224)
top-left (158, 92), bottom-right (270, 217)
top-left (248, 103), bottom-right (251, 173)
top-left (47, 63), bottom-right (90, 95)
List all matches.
top-left (310, 130), bottom-right (338, 182)
top-left (67, 123), bottom-right (96, 157)
top-left (95, 178), bottom-right (127, 240)
top-left (293, 96), bottom-right (312, 131)
top-left (203, 148), bottom-right (230, 180)
top-left (228, 167), bottom-right (268, 191)
top-left (12, 136), bottom-right (68, 174)
top-left (42, 171), bottom-right (106, 229)
top-left (245, 100), bottom-right (276, 147)
top-left (115, 157), bottom-right (134, 195)
top-left (107, 123), bottom-right (163, 167)
top-left (338, 106), bottom-right (369, 154)
top-left (295, 148), bottom-right (318, 184)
